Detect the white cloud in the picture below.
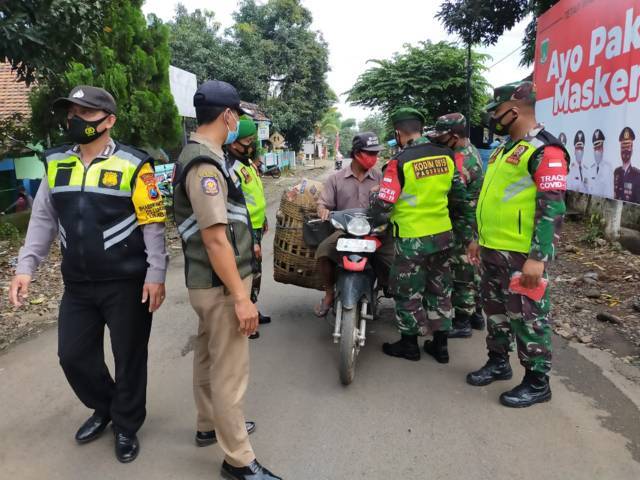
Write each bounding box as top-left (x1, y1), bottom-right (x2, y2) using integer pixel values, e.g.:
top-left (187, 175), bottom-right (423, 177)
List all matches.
top-left (143, 0), bottom-right (531, 122)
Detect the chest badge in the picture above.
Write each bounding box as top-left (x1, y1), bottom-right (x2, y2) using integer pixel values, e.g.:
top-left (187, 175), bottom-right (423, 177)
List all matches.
top-left (99, 169), bottom-right (122, 189)
top-left (506, 145), bottom-right (528, 165)
top-left (240, 166), bottom-right (252, 184)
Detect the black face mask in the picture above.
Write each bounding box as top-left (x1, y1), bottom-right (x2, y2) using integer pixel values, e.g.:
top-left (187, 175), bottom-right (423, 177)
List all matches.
top-left (489, 108), bottom-right (517, 135)
top-left (67, 115), bottom-right (109, 144)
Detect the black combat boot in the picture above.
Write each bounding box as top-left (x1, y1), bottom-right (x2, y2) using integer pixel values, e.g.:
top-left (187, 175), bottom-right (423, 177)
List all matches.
top-left (466, 352), bottom-right (513, 386)
top-left (499, 370), bottom-right (552, 408)
top-left (470, 306), bottom-right (485, 330)
top-left (382, 335), bottom-right (420, 361)
top-left (448, 313), bottom-right (472, 338)
top-left (423, 331), bottom-right (449, 363)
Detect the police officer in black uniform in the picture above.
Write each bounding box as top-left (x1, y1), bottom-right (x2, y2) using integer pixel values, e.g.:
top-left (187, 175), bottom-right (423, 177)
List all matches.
top-left (614, 126), bottom-right (640, 203)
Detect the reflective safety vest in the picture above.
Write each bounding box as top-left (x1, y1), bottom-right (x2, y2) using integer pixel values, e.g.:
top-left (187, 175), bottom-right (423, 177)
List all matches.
top-left (390, 142), bottom-right (455, 238)
top-left (477, 131), bottom-right (566, 253)
top-left (172, 142), bottom-right (256, 289)
top-left (45, 142), bottom-right (151, 281)
top-left (230, 156), bottom-right (266, 230)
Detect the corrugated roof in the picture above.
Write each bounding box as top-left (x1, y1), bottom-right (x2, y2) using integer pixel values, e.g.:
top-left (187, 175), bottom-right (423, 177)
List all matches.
top-left (240, 101), bottom-right (270, 122)
top-left (0, 62), bottom-right (32, 119)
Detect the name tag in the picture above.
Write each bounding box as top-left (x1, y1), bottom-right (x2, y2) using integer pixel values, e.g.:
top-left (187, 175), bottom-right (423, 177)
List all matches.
top-left (412, 156), bottom-right (449, 179)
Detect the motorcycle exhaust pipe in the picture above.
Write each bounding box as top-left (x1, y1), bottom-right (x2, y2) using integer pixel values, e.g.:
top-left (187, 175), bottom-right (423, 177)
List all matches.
top-left (333, 300), bottom-right (342, 343)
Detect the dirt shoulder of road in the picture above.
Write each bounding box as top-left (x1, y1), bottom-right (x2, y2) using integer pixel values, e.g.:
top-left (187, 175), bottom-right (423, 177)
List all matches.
top-left (0, 162), bottom-right (331, 352)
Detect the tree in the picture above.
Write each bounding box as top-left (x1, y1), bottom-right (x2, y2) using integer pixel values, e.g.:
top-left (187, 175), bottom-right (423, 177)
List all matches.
top-left (30, 0), bottom-right (182, 150)
top-left (231, 0), bottom-right (333, 151)
top-left (437, 0), bottom-right (529, 131)
top-left (347, 41), bottom-right (490, 126)
top-left (167, 4), bottom-right (266, 101)
top-left (358, 113), bottom-right (388, 142)
top-left (338, 118), bottom-right (357, 157)
top-left (0, 0), bottom-right (107, 86)
top-left (520, 1), bottom-right (560, 66)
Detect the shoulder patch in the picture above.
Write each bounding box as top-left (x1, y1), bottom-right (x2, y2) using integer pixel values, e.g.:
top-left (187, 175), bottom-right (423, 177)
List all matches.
top-left (201, 176), bottom-right (220, 196)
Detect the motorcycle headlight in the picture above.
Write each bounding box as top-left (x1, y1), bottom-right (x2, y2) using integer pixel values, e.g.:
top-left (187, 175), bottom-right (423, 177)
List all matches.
top-left (331, 217), bottom-right (343, 230)
top-left (347, 216), bottom-right (371, 236)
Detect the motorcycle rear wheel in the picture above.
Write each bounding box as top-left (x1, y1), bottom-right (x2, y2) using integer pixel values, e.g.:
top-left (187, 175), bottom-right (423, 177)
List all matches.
top-left (339, 306), bottom-right (359, 385)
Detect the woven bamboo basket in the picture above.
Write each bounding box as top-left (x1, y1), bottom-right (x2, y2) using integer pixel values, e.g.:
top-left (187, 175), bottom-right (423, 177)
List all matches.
top-left (273, 184), bottom-right (325, 291)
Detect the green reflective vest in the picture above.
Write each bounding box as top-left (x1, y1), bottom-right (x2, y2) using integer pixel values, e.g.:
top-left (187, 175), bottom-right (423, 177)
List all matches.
top-left (390, 142), bottom-right (455, 238)
top-left (173, 142), bottom-right (255, 289)
top-left (45, 142), bottom-right (150, 281)
top-left (231, 157), bottom-right (266, 229)
top-left (477, 133), bottom-right (563, 253)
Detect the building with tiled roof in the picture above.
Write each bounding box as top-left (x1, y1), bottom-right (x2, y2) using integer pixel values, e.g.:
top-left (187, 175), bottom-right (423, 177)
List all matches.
top-left (0, 62), bottom-right (32, 119)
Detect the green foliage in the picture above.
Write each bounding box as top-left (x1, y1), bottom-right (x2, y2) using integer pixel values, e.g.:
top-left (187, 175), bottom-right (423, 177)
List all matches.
top-left (358, 113), bottom-right (388, 142)
top-left (0, 113), bottom-right (32, 156)
top-left (437, 0), bottom-right (529, 46)
top-left (232, 0), bottom-right (333, 151)
top-left (30, 0), bottom-right (181, 149)
top-left (580, 213), bottom-right (605, 246)
top-left (0, 220), bottom-right (21, 243)
top-left (347, 41), bottom-right (490, 126)
top-left (0, 0), bottom-right (107, 86)
top-left (338, 118), bottom-right (357, 157)
top-left (520, 1), bottom-right (560, 66)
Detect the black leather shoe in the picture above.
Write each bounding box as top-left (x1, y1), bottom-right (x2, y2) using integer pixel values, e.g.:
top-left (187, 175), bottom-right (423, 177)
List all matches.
top-left (500, 371), bottom-right (552, 408)
top-left (466, 353), bottom-right (513, 386)
top-left (448, 314), bottom-right (472, 338)
top-left (382, 334), bottom-right (420, 361)
top-left (114, 432), bottom-right (139, 463)
top-left (424, 331), bottom-right (449, 363)
top-left (75, 413), bottom-right (111, 444)
top-left (195, 421), bottom-right (257, 447)
top-left (470, 309), bottom-right (485, 330)
top-left (221, 460), bottom-right (282, 480)
top-left (258, 312), bottom-right (271, 324)
top-left (249, 331), bottom-right (260, 339)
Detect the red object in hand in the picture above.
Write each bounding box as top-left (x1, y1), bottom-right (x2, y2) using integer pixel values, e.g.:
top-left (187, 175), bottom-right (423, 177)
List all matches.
top-left (509, 272), bottom-right (548, 301)
top-left (378, 159), bottom-right (401, 204)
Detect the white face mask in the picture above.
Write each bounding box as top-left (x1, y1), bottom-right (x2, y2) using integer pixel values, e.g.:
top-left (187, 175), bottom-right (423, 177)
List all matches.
top-left (575, 149), bottom-right (584, 164)
top-left (594, 150), bottom-right (603, 165)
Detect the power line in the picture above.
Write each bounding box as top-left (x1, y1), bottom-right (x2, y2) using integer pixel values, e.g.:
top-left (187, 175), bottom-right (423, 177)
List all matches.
top-left (487, 44), bottom-right (524, 70)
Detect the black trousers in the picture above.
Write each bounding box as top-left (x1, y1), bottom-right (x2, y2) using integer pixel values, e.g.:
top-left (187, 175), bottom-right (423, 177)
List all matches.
top-left (57, 279), bottom-right (152, 435)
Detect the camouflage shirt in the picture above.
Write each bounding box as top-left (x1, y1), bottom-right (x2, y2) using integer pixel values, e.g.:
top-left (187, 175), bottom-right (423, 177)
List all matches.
top-left (372, 137), bottom-right (474, 254)
top-left (454, 140), bottom-right (483, 245)
top-left (482, 125), bottom-right (568, 266)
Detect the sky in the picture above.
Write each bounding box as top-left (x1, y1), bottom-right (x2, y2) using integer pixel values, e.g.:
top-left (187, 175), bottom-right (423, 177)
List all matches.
top-left (143, 0), bottom-right (531, 122)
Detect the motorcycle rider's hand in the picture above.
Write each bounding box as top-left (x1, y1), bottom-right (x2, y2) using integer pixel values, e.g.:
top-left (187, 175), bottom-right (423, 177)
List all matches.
top-left (254, 244), bottom-right (262, 260)
top-left (318, 207), bottom-right (331, 222)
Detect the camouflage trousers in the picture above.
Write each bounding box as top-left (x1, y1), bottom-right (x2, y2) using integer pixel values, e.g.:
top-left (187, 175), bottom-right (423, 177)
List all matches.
top-left (251, 228), bottom-right (263, 304)
top-left (451, 244), bottom-right (481, 316)
top-left (390, 238), bottom-right (453, 336)
top-left (481, 253), bottom-right (552, 374)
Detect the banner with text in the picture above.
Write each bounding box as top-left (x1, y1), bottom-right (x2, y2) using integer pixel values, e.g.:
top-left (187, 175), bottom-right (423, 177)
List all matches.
top-left (535, 0), bottom-right (640, 204)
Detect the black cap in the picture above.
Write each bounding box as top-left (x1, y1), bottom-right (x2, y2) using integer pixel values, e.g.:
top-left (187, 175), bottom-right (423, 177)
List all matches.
top-left (352, 132), bottom-right (384, 153)
top-left (574, 130), bottom-right (585, 148)
top-left (53, 85), bottom-right (117, 114)
top-left (620, 126), bottom-right (636, 142)
top-left (193, 80), bottom-right (249, 114)
top-left (592, 129), bottom-right (605, 147)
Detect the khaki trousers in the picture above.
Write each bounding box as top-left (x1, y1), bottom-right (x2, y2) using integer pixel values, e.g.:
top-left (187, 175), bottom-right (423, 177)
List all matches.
top-left (189, 276), bottom-right (255, 467)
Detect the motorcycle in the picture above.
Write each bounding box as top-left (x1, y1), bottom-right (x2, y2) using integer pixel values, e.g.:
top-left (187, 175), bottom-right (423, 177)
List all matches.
top-left (328, 208), bottom-right (388, 385)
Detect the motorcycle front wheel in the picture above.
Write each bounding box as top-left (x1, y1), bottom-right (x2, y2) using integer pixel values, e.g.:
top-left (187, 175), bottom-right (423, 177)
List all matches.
top-left (339, 306), bottom-right (359, 385)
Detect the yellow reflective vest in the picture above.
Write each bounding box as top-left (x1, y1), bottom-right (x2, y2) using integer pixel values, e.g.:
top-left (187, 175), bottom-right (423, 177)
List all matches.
top-left (231, 157), bottom-right (266, 230)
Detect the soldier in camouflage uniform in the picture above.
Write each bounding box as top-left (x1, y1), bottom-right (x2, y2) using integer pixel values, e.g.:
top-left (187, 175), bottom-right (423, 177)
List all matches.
top-left (372, 107), bottom-right (474, 363)
top-left (427, 113), bottom-right (485, 338)
top-left (467, 81), bottom-right (569, 408)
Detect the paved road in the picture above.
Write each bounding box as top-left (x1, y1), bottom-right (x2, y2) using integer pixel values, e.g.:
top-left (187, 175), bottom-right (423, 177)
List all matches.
top-left (2, 189), bottom-right (640, 480)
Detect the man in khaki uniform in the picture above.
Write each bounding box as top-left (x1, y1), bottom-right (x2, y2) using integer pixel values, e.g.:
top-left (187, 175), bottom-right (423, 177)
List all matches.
top-left (172, 80), bottom-right (281, 480)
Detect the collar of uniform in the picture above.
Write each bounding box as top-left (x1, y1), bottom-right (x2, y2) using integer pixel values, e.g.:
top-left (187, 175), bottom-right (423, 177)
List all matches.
top-left (190, 132), bottom-right (225, 159)
top-left (344, 163), bottom-right (375, 180)
top-left (523, 124), bottom-right (545, 143)
top-left (66, 138), bottom-right (117, 159)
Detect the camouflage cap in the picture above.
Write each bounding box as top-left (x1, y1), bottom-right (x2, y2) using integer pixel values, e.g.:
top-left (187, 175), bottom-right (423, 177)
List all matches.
top-left (485, 81), bottom-right (536, 112)
top-left (574, 130), bottom-right (585, 148)
top-left (426, 112), bottom-right (466, 139)
top-left (390, 107), bottom-right (426, 126)
top-left (619, 126), bottom-right (636, 143)
top-left (592, 129), bottom-right (605, 148)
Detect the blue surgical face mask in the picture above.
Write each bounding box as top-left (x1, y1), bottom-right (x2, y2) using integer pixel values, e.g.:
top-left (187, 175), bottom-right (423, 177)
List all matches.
top-left (224, 111), bottom-right (240, 145)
